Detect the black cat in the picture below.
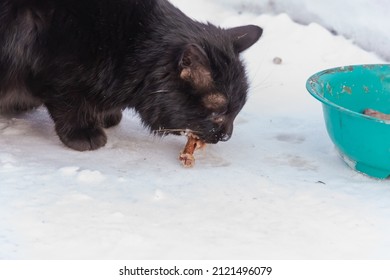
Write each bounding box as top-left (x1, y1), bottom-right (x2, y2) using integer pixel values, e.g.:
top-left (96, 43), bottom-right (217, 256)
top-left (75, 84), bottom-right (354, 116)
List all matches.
top-left (0, 0), bottom-right (262, 151)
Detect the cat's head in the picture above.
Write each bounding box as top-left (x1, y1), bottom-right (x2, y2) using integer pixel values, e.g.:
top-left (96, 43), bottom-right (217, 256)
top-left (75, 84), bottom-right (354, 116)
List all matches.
top-left (143, 24), bottom-right (262, 143)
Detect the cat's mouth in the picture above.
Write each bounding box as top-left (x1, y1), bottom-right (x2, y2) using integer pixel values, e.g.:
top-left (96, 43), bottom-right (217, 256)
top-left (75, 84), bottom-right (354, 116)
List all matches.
top-left (155, 128), bottom-right (200, 137)
top-left (154, 128), bottom-right (228, 144)
top-left (155, 128), bottom-right (209, 142)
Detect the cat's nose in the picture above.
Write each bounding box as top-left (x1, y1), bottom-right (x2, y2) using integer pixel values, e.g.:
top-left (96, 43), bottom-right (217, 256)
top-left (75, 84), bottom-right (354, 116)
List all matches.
top-left (219, 132), bottom-right (231, 142)
top-left (218, 124), bottom-right (233, 142)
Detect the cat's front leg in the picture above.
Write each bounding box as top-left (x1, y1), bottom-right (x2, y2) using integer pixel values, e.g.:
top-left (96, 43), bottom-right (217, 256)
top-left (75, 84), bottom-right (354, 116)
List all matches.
top-left (102, 110), bottom-right (123, 129)
top-left (46, 103), bottom-right (107, 151)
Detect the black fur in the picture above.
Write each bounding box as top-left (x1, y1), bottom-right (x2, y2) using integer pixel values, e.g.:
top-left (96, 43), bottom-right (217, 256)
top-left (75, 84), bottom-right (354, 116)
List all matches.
top-left (0, 0), bottom-right (262, 151)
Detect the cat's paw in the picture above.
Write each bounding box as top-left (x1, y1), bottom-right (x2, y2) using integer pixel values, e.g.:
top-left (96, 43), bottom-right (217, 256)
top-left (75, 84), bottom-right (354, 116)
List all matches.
top-left (58, 127), bottom-right (107, 151)
top-left (103, 111), bottom-right (122, 128)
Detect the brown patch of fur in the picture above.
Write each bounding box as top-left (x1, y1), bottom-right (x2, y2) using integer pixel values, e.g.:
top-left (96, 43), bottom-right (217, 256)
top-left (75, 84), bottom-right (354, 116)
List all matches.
top-left (202, 92), bottom-right (228, 110)
top-left (179, 44), bottom-right (213, 90)
top-left (180, 66), bottom-right (213, 90)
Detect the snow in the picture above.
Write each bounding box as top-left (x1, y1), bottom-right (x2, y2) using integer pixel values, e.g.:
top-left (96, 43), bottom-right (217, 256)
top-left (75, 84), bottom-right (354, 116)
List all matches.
top-left (1, 0), bottom-right (390, 260)
top-left (214, 0), bottom-right (390, 61)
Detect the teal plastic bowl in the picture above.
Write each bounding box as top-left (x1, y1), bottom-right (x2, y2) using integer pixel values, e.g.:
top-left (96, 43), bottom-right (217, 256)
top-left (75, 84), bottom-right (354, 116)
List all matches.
top-left (306, 64), bottom-right (390, 179)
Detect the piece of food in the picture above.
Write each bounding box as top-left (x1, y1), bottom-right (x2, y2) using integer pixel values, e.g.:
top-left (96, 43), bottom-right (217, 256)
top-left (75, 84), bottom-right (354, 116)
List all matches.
top-left (179, 134), bottom-right (206, 168)
top-left (363, 109), bottom-right (390, 121)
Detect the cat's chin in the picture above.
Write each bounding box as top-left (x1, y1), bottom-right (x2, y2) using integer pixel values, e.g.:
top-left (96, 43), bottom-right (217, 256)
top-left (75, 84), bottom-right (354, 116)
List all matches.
top-left (204, 138), bottom-right (220, 145)
top-left (199, 132), bottom-right (231, 144)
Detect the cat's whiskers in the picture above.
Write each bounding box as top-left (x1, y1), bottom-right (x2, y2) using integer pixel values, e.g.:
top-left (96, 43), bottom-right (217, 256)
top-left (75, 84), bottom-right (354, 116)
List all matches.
top-left (246, 52), bottom-right (274, 92)
top-left (154, 128), bottom-right (201, 137)
top-left (150, 89), bottom-right (170, 94)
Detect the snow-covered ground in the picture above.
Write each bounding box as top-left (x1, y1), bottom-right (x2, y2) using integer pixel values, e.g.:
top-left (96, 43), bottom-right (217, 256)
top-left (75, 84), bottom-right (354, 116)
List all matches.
top-left (215, 0), bottom-right (390, 61)
top-left (1, 0), bottom-right (389, 259)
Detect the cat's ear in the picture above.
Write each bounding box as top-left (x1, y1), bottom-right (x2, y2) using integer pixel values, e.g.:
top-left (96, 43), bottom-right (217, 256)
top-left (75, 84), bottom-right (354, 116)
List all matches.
top-left (227, 25), bottom-right (263, 53)
top-left (179, 44), bottom-right (213, 90)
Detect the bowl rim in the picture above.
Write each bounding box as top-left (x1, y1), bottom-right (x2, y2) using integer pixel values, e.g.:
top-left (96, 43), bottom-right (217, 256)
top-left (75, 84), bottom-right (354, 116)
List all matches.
top-left (306, 64), bottom-right (390, 125)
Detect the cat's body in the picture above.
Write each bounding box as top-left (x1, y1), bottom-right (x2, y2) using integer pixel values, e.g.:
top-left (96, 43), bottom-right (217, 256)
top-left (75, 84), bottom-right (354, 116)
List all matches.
top-left (0, 0), bottom-right (262, 151)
